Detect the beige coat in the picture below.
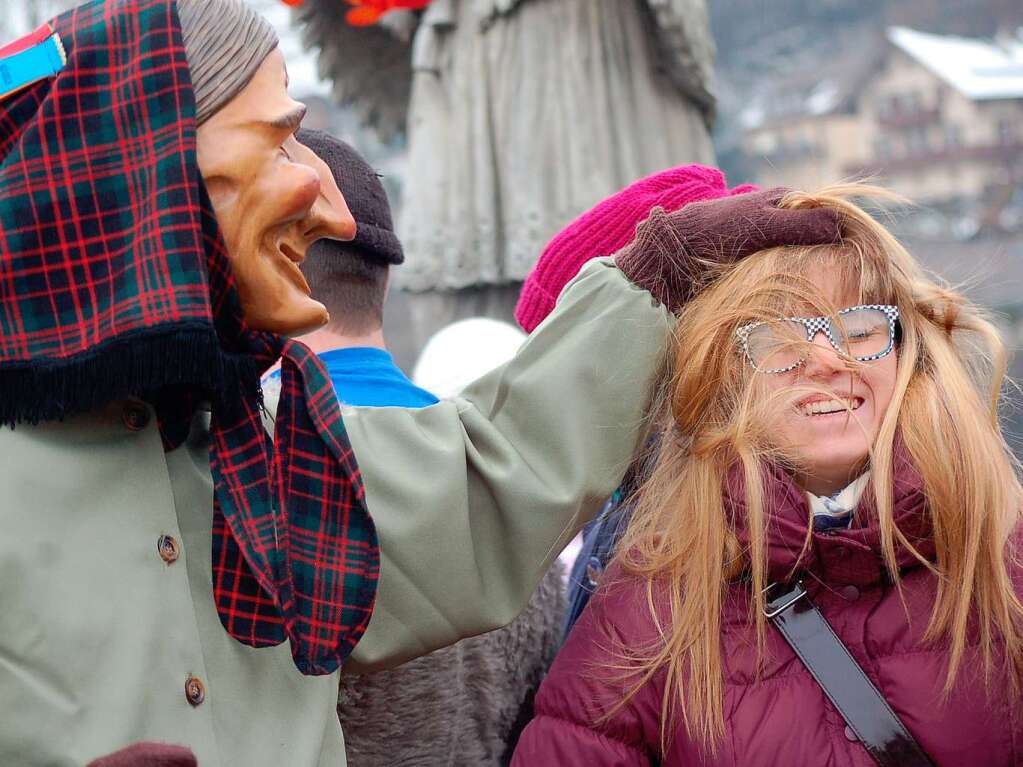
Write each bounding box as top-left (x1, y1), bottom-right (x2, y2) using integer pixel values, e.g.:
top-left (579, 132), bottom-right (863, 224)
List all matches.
top-left (0, 259), bottom-right (669, 766)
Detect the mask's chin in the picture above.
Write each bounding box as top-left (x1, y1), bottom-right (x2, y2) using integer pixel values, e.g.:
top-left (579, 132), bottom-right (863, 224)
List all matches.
top-left (267, 297), bottom-right (329, 337)
top-left (281, 300), bottom-right (329, 337)
top-left (240, 291), bottom-right (328, 337)
top-left (231, 238), bottom-right (328, 336)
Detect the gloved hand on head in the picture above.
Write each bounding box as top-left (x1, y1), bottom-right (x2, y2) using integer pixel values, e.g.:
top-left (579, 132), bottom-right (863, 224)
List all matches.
top-left (614, 187), bottom-right (843, 311)
top-left (514, 165), bottom-right (842, 332)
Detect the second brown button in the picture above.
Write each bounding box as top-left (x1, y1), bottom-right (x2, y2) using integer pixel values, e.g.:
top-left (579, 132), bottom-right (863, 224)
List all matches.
top-left (185, 675), bottom-right (205, 707)
top-left (158, 535), bottom-right (180, 564)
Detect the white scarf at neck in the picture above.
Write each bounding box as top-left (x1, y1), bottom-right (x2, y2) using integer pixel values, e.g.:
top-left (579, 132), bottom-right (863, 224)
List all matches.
top-left (806, 472), bottom-right (871, 531)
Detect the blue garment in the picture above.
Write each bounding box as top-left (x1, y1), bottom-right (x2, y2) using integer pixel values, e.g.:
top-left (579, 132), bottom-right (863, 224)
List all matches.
top-left (563, 481), bottom-right (635, 640)
top-left (269, 347), bottom-right (438, 408)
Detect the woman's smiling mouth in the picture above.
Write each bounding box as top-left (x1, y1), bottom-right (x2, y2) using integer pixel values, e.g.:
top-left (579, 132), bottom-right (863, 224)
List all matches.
top-left (797, 396), bottom-right (864, 417)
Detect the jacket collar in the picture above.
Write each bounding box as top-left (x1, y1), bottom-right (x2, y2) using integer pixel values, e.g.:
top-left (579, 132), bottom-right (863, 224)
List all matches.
top-left (726, 443), bottom-right (934, 588)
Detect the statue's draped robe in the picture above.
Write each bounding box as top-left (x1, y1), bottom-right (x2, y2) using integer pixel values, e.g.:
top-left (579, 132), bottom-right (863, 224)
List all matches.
top-left (300, 0), bottom-right (714, 364)
top-left (398, 0), bottom-right (716, 290)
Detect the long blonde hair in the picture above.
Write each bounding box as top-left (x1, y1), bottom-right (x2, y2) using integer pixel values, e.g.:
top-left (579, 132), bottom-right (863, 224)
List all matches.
top-left (610, 184), bottom-right (1023, 750)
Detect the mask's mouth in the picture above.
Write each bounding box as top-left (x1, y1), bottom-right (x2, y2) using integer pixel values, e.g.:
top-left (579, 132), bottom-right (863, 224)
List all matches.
top-left (798, 395), bottom-right (864, 417)
top-left (280, 242), bottom-right (304, 265)
top-left (276, 243), bottom-right (312, 296)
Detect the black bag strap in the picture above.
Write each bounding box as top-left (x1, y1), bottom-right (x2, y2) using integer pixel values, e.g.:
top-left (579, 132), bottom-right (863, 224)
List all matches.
top-left (764, 581), bottom-right (936, 767)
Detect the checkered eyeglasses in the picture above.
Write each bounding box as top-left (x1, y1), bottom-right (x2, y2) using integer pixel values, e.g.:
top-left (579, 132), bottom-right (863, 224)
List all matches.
top-left (735, 304), bottom-right (900, 374)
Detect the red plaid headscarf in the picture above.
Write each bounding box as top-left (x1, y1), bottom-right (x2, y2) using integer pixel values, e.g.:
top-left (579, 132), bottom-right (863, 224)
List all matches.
top-left (0, 0), bottom-right (378, 675)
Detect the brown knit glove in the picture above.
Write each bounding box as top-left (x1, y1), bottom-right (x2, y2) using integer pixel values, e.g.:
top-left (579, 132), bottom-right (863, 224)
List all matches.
top-left (614, 188), bottom-right (842, 311)
top-left (87, 743), bottom-right (197, 767)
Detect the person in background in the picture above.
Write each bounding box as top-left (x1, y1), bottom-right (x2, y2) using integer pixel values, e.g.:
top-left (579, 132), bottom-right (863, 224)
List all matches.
top-left (513, 185), bottom-right (1023, 766)
top-left (273, 130), bottom-right (565, 766)
top-left (513, 165), bottom-right (757, 637)
top-left (264, 129), bottom-right (435, 409)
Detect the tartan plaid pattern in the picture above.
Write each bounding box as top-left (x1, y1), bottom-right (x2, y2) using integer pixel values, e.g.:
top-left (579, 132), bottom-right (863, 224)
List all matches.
top-left (212, 338), bottom-right (378, 674)
top-left (0, 0), bottom-right (379, 675)
top-left (1, 0), bottom-right (214, 363)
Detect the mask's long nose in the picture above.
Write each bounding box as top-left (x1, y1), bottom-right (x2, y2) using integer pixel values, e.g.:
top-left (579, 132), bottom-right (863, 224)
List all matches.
top-left (290, 138), bottom-right (357, 243)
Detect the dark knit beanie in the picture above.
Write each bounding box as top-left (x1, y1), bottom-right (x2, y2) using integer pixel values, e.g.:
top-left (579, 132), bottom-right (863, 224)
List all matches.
top-left (296, 129), bottom-right (404, 265)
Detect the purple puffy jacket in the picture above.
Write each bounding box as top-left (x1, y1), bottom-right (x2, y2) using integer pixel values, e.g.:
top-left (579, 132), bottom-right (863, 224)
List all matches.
top-left (513, 456), bottom-right (1023, 766)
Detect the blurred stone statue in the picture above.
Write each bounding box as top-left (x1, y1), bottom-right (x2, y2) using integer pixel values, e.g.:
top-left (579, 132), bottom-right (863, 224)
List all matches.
top-left (299, 0), bottom-right (716, 355)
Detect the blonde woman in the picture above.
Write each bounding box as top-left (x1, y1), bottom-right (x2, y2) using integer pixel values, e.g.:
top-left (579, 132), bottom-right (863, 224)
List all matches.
top-left (513, 186), bottom-right (1023, 766)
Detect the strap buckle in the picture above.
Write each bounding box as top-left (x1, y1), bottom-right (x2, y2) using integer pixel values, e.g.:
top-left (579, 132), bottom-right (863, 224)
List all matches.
top-left (763, 580), bottom-right (807, 619)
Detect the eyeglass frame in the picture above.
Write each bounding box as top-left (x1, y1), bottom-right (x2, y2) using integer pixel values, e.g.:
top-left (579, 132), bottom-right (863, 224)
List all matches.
top-left (734, 304), bottom-right (901, 374)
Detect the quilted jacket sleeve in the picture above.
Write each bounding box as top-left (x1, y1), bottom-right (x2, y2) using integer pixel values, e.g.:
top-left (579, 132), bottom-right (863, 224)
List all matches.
top-left (511, 570), bottom-right (663, 765)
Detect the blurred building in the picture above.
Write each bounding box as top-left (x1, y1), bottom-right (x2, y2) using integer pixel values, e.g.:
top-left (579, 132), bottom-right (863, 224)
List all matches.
top-left (859, 28), bottom-right (1023, 215)
top-left (741, 40), bottom-right (880, 193)
top-left (743, 26), bottom-right (1023, 234)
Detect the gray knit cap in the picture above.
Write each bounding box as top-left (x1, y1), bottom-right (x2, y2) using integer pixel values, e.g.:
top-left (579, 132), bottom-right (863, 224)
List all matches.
top-left (176, 0), bottom-right (279, 125)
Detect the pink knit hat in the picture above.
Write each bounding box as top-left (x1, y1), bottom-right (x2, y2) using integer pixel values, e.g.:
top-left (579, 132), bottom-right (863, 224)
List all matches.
top-left (515, 165), bottom-right (758, 333)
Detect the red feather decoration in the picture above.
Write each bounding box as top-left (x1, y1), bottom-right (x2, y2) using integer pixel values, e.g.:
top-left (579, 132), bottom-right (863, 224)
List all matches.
top-left (278, 0), bottom-right (433, 26)
top-left (344, 0), bottom-right (434, 26)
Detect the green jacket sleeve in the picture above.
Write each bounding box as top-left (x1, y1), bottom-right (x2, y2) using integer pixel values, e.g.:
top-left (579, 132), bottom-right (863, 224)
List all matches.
top-left (341, 259), bottom-right (670, 671)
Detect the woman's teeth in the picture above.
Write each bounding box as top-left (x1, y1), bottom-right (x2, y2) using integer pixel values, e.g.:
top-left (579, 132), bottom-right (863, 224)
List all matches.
top-left (800, 397), bottom-right (863, 417)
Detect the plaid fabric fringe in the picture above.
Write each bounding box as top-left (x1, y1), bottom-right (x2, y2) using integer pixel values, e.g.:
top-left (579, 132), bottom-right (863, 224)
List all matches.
top-left (0, 323), bottom-right (260, 427)
top-left (213, 340), bottom-right (377, 674)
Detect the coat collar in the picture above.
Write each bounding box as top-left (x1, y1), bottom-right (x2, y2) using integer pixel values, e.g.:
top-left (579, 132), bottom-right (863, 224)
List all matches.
top-left (726, 443), bottom-right (934, 588)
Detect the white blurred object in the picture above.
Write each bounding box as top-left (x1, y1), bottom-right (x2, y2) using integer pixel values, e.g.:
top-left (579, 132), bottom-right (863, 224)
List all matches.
top-left (557, 533), bottom-right (584, 583)
top-left (412, 318), bottom-right (526, 398)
